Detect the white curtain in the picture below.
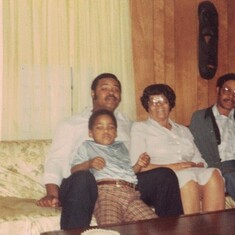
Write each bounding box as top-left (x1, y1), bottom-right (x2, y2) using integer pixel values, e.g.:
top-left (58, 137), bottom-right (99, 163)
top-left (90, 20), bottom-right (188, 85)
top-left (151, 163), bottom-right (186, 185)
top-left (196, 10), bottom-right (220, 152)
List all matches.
top-left (0, 0), bottom-right (2, 140)
top-left (2, 0), bottom-right (136, 140)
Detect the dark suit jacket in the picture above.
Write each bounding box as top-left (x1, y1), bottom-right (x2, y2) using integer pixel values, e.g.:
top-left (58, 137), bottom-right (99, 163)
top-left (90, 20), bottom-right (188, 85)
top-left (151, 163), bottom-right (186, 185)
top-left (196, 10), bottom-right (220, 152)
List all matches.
top-left (189, 106), bottom-right (235, 171)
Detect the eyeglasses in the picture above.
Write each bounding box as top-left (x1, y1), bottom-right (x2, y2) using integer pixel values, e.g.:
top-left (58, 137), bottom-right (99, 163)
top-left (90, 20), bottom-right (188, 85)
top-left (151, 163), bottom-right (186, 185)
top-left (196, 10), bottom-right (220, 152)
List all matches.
top-left (148, 96), bottom-right (169, 106)
top-left (221, 87), bottom-right (235, 97)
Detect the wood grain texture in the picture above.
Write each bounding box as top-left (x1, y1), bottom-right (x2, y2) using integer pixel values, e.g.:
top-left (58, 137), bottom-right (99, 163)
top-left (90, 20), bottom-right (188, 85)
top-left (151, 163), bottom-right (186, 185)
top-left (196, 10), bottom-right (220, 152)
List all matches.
top-left (130, 0), bottom-right (154, 121)
top-left (174, 0), bottom-right (198, 125)
top-left (131, 0), bottom-right (234, 125)
top-left (42, 209), bottom-right (235, 235)
top-left (208, 0), bottom-right (228, 106)
top-left (164, 0), bottom-right (176, 121)
top-left (153, 0), bottom-right (165, 84)
top-left (228, 0), bottom-right (235, 71)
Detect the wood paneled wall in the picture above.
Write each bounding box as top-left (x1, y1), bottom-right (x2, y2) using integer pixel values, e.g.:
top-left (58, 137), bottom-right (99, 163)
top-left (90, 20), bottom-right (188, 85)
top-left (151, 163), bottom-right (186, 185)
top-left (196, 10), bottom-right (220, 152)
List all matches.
top-left (131, 0), bottom-right (235, 125)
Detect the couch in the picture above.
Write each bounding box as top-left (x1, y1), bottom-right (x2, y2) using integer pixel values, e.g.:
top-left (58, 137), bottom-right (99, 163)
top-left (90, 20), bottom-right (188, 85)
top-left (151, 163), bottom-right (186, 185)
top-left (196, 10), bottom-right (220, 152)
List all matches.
top-left (0, 140), bottom-right (60, 235)
top-left (0, 140), bottom-right (95, 235)
top-left (0, 140), bottom-right (234, 235)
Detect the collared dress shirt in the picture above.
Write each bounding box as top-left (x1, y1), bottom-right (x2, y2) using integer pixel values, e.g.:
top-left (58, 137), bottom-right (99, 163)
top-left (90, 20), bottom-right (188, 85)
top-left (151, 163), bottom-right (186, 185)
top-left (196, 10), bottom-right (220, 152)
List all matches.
top-left (212, 105), bottom-right (235, 162)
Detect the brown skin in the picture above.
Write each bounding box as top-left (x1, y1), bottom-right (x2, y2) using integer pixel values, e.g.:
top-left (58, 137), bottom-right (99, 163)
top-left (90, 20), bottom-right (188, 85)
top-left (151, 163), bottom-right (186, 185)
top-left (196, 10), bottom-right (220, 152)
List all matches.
top-left (216, 80), bottom-right (235, 116)
top-left (71, 152), bottom-right (150, 175)
top-left (71, 114), bottom-right (150, 175)
top-left (141, 94), bottom-right (203, 173)
top-left (142, 94), bottom-right (224, 214)
top-left (132, 152), bottom-right (150, 174)
top-left (91, 78), bottom-right (121, 112)
top-left (36, 77), bottom-right (122, 208)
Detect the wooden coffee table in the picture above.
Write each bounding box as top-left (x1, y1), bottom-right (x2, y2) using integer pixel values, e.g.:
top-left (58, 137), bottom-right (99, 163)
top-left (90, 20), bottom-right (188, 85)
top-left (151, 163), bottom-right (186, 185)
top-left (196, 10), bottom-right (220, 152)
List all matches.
top-left (42, 209), bottom-right (235, 235)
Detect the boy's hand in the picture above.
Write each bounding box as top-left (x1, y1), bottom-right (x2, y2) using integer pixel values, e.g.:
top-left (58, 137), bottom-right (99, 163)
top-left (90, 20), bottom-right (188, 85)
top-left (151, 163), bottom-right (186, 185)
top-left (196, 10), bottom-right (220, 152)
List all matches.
top-left (90, 157), bottom-right (106, 170)
top-left (137, 152), bottom-right (150, 168)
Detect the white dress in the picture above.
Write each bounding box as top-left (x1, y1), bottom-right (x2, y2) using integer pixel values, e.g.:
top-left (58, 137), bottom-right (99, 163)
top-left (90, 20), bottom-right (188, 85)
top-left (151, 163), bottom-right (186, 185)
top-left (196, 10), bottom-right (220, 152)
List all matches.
top-left (130, 118), bottom-right (220, 188)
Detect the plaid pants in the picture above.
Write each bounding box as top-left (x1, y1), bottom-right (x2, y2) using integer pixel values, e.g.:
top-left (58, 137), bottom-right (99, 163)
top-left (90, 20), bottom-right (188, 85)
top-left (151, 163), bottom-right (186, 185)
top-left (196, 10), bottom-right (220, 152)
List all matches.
top-left (94, 184), bottom-right (157, 225)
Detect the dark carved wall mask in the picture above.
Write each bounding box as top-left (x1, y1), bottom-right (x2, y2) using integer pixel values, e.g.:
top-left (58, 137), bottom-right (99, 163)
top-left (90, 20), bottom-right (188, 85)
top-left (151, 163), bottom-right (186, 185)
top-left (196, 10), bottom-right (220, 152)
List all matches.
top-left (198, 1), bottom-right (218, 80)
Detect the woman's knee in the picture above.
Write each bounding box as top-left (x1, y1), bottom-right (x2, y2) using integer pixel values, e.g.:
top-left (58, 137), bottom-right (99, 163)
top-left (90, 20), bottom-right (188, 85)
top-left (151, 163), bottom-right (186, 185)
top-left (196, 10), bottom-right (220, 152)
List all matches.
top-left (209, 169), bottom-right (224, 187)
top-left (181, 180), bottom-right (199, 194)
top-left (211, 169), bottom-right (224, 182)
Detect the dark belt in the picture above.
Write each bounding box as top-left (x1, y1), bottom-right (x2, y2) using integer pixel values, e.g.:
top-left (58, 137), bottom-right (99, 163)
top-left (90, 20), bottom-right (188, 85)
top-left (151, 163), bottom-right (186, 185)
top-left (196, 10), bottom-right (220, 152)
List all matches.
top-left (97, 180), bottom-right (138, 190)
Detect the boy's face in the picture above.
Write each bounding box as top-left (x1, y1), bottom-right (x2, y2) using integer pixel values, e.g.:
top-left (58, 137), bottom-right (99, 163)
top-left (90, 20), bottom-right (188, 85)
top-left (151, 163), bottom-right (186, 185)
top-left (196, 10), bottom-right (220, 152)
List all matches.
top-left (89, 114), bottom-right (117, 145)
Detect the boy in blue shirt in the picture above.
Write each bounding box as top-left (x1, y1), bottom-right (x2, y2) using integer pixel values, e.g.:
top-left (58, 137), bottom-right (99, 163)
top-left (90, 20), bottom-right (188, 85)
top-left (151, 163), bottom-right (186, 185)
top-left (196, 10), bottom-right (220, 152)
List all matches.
top-left (71, 109), bottom-right (157, 225)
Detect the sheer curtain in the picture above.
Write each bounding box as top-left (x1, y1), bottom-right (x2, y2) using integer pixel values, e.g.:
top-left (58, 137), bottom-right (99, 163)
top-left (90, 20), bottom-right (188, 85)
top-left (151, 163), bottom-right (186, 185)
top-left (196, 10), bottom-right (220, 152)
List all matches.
top-left (0, 0), bottom-right (2, 140)
top-left (2, 0), bottom-right (135, 140)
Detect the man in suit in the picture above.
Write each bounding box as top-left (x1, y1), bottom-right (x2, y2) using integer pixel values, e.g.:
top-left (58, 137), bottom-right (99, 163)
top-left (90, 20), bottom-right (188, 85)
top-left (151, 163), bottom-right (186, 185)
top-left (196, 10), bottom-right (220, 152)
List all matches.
top-left (189, 73), bottom-right (235, 199)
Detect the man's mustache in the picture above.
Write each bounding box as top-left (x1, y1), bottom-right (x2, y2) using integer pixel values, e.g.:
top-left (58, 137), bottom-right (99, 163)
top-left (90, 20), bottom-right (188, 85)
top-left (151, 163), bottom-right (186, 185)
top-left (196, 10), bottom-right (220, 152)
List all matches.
top-left (105, 95), bottom-right (118, 101)
top-left (223, 98), bottom-right (235, 104)
top-left (93, 94), bottom-right (118, 101)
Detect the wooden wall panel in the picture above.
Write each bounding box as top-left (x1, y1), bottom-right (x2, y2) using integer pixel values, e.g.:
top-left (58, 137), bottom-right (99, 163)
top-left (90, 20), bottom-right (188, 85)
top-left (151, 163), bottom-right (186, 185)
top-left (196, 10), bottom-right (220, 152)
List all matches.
top-left (164, 0), bottom-right (176, 120)
top-left (195, 0), bottom-right (209, 113)
top-left (130, 0), bottom-right (154, 120)
top-left (228, 0), bottom-right (235, 71)
top-left (131, 0), bottom-right (234, 125)
top-left (153, 0), bottom-right (165, 84)
top-left (208, 0), bottom-right (228, 105)
top-left (174, 0), bottom-right (198, 125)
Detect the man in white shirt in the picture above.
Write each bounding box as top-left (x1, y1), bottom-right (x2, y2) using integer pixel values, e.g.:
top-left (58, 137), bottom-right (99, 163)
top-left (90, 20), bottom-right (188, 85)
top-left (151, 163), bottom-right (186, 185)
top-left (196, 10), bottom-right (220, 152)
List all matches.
top-left (190, 73), bottom-right (235, 199)
top-left (37, 73), bottom-right (183, 229)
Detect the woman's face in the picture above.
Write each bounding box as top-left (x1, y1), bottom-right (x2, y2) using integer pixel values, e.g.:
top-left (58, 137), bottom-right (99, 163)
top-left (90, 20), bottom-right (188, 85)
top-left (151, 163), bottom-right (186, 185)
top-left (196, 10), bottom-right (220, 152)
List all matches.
top-left (148, 94), bottom-right (171, 122)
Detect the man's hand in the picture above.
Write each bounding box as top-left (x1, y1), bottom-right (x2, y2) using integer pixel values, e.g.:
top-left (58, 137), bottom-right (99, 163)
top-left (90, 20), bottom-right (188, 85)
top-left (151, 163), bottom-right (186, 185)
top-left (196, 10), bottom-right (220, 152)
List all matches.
top-left (36, 184), bottom-right (60, 207)
top-left (90, 157), bottom-right (106, 170)
top-left (36, 195), bottom-right (60, 208)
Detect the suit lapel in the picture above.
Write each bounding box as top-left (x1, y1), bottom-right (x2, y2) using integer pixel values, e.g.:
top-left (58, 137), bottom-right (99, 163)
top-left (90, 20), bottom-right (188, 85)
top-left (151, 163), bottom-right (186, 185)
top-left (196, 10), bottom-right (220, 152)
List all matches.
top-left (204, 106), bottom-right (221, 145)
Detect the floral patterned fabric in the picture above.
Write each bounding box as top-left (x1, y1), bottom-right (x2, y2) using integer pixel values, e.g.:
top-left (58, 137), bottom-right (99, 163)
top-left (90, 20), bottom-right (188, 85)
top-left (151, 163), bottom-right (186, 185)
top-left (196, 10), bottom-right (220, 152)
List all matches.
top-left (0, 140), bottom-right (233, 235)
top-left (0, 140), bottom-right (61, 235)
top-left (0, 140), bottom-right (51, 199)
top-left (0, 140), bottom-right (98, 235)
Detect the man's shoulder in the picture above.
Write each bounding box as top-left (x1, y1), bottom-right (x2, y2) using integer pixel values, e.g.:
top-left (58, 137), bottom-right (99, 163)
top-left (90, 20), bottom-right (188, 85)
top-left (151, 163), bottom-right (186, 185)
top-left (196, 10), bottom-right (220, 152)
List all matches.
top-left (115, 109), bottom-right (131, 121)
top-left (192, 107), bottom-right (210, 119)
top-left (59, 107), bottom-right (91, 127)
top-left (190, 106), bottom-right (214, 130)
top-left (114, 110), bottom-right (133, 127)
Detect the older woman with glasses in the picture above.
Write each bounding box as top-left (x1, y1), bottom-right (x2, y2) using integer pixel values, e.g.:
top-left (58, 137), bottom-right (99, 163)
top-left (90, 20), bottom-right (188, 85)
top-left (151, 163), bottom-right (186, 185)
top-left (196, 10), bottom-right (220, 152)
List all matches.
top-left (130, 83), bottom-right (225, 214)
